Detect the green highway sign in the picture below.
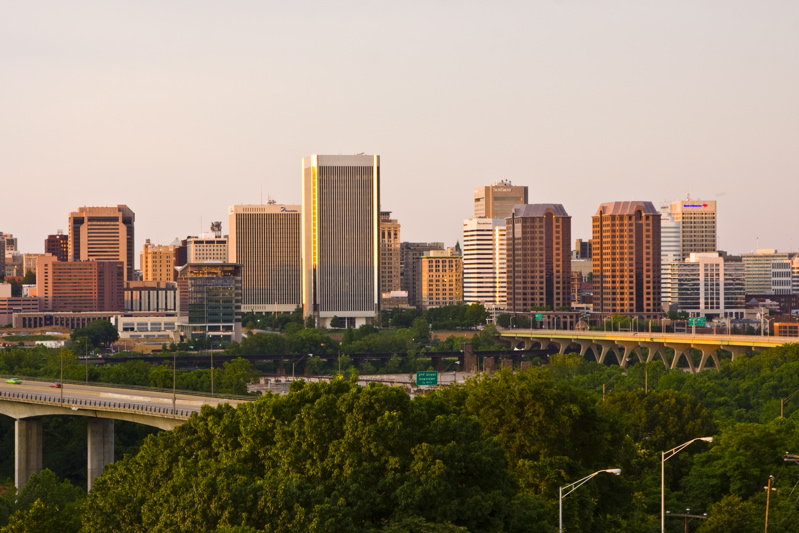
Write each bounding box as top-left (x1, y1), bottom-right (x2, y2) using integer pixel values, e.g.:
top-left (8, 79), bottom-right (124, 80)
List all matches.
top-left (416, 371), bottom-right (439, 386)
top-left (535, 314), bottom-right (544, 321)
top-left (688, 317), bottom-right (707, 327)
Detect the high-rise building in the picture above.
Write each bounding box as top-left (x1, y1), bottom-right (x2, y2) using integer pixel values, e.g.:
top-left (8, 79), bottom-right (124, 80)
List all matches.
top-left (186, 222), bottom-right (228, 263)
top-left (662, 253), bottom-right (745, 318)
top-left (462, 218), bottom-right (506, 309)
top-left (573, 239), bottom-right (592, 260)
top-left (592, 201), bottom-right (661, 314)
top-left (228, 204), bottom-right (302, 314)
top-left (44, 231), bottom-right (69, 262)
top-left (473, 180), bottom-right (528, 219)
top-left (141, 240), bottom-right (178, 282)
top-left (400, 242), bottom-right (445, 307)
top-left (772, 258), bottom-right (793, 295)
top-left (506, 204), bottom-right (572, 313)
top-left (659, 197), bottom-right (717, 261)
top-left (36, 255), bottom-right (124, 312)
top-left (419, 248), bottom-right (462, 309)
top-left (0, 237), bottom-right (5, 281)
top-left (69, 205), bottom-right (135, 280)
top-left (792, 255), bottom-right (799, 295)
top-left (175, 263), bottom-right (242, 345)
top-left (380, 211), bottom-right (402, 303)
top-left (2, 233), bottom-right (18, 252)
top-left (742, 249), bottom-right (789, 294)
top-left (302, 154), bottom-right (380, 328)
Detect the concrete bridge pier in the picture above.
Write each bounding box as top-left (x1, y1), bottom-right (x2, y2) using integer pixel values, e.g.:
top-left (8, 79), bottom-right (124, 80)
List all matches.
top-left (642, 342), bottom-right (668, 368)
top-left (725, 345), bottom-right (750, 362)
top-left (595, 341), bottom-right (621, 365)
top-left (694, 345), bottom-right (721, 372)
top-left (88, 419), bottom-right (114, 492)
top-left (618, 342), bottom-right (644, 369)
top-left (15, 418), bottom-right (42, 489)
top-left (666, 344), bottom-right (695, 372)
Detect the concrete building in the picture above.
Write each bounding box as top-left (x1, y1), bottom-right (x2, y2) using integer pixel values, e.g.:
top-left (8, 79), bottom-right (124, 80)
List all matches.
top-left (140, 240), bottom-right (178, 282)
top-left (22, 254), bottom-right (50, 276)
top-left (44, 232), bottom-right (69, 262)
top-left (36, 255), bottom-right (124, 312)
top-left (69, 205), bottom-right (135, 281)
top-left (462, 218), bottom-right (506, 310)
top-left (473, 180), bottom-right (528, 219)
top-left (742, 249), bottom-right (790, 294)
top-left (592, 201), bottom-right (661, 315)
top-left (506, 204), bottom-right (572, 313)
top-left (0, 284), bottom-right (41, 326)
top-left (771, 258), bottom-right (793, 295)
top-left (0, 237), bottom-right (5, 280)
top-left (662, 253), bottom-right (745, 318)
top-left (124, 281), bottom-right (178, 313)
top-left (379, 211), bottom-right (401, 304)
top-left (302, 154), bottom-right (380, 328)
top-left (175, 263), bottom-right (242, 345)
top-left (186, 223), bottom-right (228, 263)
top-left (573, 239), bottom-right (592, 260)
top-left (117, 315), bottom-right (179, 340)
top-left (419, 248), bottom-right (463, 310)
top-left (400, 242), bottom-right (445, 307)
top-left (659, 197), bottom-right (717, 261)
top-left (793, 255), bottom-right (799, 294)
top-left (228, 203), bottom-right (302, 314)
top-left (2, 233), bottom-right (18, 252)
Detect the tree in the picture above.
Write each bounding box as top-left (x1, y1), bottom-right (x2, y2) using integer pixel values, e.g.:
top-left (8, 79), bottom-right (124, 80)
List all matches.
top-left (21, 270), bottom-right (35, 285)
top-left (329, 315), bottom-right (343, 328)
top-left (70, 320), bottom-right (118, 350)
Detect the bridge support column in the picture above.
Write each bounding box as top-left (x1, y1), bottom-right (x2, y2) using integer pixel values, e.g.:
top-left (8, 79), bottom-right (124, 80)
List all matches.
top-left (595, 341), bottom-right (621, 365)
top-left (725, 346), bottom-right (749, 362)
top-left (88, 419), bottom-right (114, 492)
top-left (694, 345), bottom-right (721, 372)
top-left (618, 342), bottom-right (644, 369)
top-left (666, 344), bottom-right (695, 372)
top-left (15, 418), bottom-right (42, 489)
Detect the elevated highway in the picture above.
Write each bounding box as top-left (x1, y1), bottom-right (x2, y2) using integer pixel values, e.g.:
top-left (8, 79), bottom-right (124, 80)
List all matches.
top-left (500, 329), bottom-right (798, 371)
top-left (0, 379), bottom-right (248, 490)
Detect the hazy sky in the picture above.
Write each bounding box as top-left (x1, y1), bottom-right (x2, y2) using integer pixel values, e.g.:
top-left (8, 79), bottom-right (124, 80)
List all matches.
top-left (2, 1), bottom-right (798, 262)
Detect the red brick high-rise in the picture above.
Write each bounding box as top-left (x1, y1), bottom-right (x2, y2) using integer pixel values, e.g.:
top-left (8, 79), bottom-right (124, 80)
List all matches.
top-left (44, 231), bottom-right (69, 261)
top-left (37, 255), bottom-right (124, 312)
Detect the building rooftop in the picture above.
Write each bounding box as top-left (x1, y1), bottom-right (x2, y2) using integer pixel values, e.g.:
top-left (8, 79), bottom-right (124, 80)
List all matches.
top-left (511, 203), bottom-right (569, 218)
top-left (595, 201), bottom-right (659, 216)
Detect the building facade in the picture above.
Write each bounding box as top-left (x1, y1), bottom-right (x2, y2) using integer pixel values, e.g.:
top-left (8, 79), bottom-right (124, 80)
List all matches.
top-left (506, 204), bottom-right (572, 313)
top-left (662, 253), bottom-right (745, 318)
top-left (68, 205), bottom-right (135, 281)
top-left (141, 240), bottom-right (178, 282)
top-left (175, 263), bottom-right (242, 344)
top-left (124, 281), bottom-right (178, 313)
top-left (302, 154), bottom-right (380, 328)
top-left (44, 232), bottom-right (69, 262)
top-left (742, 249), bottom-right (790, 294)
top-left (36, 255), bottom-right (124, 312)
top-left (473, 180), bottom-right (528, 219)
top-left (592, 201), bottom-right (661, 315)
top-left (400, 242), bottom-right (445, 307)
top-left (228, 203), bottom-right (302, 314)
top-left (379, 211), bottom-right (402, 302)
top-left (186, 225), bottom-right (229, 264)
top-left (462, 218), bottom-right (506, 309)
top-left (419, 249), bottom-right (462, 309)
top-left (659, 197), bottom-right (717, 261)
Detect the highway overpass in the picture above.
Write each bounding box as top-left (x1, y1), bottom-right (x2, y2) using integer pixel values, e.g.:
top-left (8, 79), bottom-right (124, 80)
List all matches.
top-left (0, 379), bottom-right (248, 490)
top-left (499, 329), bottom-right (798, 371)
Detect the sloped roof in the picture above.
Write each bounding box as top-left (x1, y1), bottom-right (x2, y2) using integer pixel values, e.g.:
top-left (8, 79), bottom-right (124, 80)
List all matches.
top-left (511, 203), bottom-right (570, 218)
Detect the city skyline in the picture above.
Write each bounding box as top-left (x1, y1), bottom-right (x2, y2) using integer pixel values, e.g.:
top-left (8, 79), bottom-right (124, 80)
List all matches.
top-left (2, 2), bottom-right (798, 255)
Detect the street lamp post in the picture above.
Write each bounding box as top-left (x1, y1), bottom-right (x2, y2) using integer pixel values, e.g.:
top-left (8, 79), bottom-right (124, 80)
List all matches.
top-left (661, 437), bottom-right (713, 533)
top-left (172, 349), bottom-right (177, 417)
top-left (559, 468), bottom-right (621, 532)
top-left (764, 475), bottom-right (776, 532)
top-left (60, 350), bottom-right (64, 406)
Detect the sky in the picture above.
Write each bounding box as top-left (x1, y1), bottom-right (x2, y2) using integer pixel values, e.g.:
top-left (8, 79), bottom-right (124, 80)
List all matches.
top-left (2, 1), bottom-right (798, 263)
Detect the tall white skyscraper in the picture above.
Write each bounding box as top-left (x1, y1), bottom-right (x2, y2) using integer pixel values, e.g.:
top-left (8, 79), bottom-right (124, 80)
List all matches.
top-left (302, 155), bottom-right (380, 328)
top-left (462, 218), bottom-right (506, 309)
top-left (659, 197), bottom-right (717, 261)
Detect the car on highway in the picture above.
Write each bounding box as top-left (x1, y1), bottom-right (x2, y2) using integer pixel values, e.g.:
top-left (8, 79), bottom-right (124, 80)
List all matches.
top-left (49, 383), bottom-right (62, 388)
top-left (6, 378), bottom-right (22, 384)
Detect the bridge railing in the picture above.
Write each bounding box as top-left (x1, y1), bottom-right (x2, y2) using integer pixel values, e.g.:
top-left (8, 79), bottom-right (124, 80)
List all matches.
top-left (0, 388), bottom-right (194, 419)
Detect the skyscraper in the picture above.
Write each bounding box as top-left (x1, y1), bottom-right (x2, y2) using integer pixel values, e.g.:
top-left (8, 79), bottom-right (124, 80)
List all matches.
top-left (302, 154), bottom-right (380, 328)
top-left (473, 180), bottom-right (528, 219)
top-left (140, 240), bottom-right (178, 282)
top-left (400, 242), bottom-right (445, 307)
top-left (228, 203), bottom-right (302, 314)
top-left (506, 204), bottom-right (572, 313)
top-left (420, 248), bottom-right (462, 310)
top-left (592, 201), bottom-right (661, 314)
top-left (69, 205), bottom-right (135, 281)
top-left (741, 249), bottom-right (789, 294)
top-left (659, 197), bottom-right (717, 261)
top-left (462, 217), bottom-right (506, 309)
top-left (44, 231), bottom-right (69, 262)
top-left (379, 211), bottom-right (401, 303)
top-left (36, 255), bottom-right (124, 312)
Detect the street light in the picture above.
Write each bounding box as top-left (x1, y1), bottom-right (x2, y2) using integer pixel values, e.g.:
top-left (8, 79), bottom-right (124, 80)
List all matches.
top-left (661, 437), bottom-right (713, 533)
top-left (559, 468), bottom-right (621, 532)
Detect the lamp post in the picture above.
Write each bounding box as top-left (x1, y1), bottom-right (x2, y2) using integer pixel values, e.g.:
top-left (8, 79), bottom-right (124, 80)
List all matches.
top-left (661, 437), bottom-right (713, 533)
top-left (559, 468), bottom-right (621, 532)
top-left (764, 475), bottom-right (776, 532)
top-left (60, 350), bottom-right (64, 406)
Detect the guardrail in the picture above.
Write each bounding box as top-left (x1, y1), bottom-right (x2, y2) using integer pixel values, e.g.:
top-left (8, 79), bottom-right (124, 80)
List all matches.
top-left (0, 389), bottom-right (193, 419)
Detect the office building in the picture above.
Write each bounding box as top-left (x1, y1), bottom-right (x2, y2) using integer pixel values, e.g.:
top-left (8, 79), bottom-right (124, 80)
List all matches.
top-left (22, 254), bottom-right (50, 276)
top-left (0, 284), bottom-right (40, 326)
top-left (742, 249), bottom-right (790, 294)
top-left (140, 240), bottom-right (178, 282)
top-left (187, 222), bottom-right (228, 263)
top-left (772, 258), bottom-right (793, 295)
top-left (574, 239), bottom-right (592, 260)
top-left (400, 242), bottom-right (445, 307)
top-left (380, 211), bottom-right (402, 301)
top-left (44, 231), bottom-right (69, 262)
top-left (793, 255), bottom-right (799, 294)
top-left (662, 253), bottom-right (745, 318)
top-left (419, 248), bottom-right (462, 309)
top-left (228, 203), bottom-right (302, 314)
top-left (473, 180), bottom-right (528, 219)
top-left (462, 218), bottom-right (506, 309)
top-left (659, 197), bottom-right (717, 261)
top-left (592, 201), bottom-right (661, 314)
top-left (124, 281), bottom-right (178, 313)
top-left (36, 255), bottom-right (124, 312)
top-left (69, 205), bottom-right (135, 280)
top-left (302, 154), bottom-right (380, 328)
top-left (506, 204), bottom-right (572, 313)
top-left (175, 263), bottom-right (242, 344)
top-left (1, 233), bottom-right (17, 252)
top-left (0, 237), bottom-right (4, 280)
